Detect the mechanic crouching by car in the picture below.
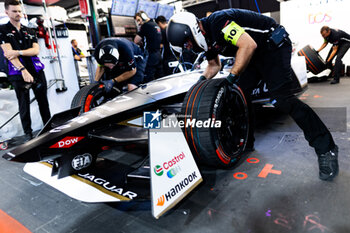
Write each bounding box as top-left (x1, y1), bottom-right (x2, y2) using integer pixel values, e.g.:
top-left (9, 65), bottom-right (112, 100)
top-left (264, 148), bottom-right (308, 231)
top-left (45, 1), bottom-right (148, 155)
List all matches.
top-left (316, 26), bottom-right (350, 84)
top-left (0, 0), bottom-right (51, 142)
top-left (93, 38), bottom-right (146, 92)
top-left (167, 10), bottom-right (339, 181)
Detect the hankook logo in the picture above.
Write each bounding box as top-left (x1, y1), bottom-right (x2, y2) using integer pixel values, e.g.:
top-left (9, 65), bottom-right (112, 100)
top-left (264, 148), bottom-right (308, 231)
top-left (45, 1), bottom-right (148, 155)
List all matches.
top-left (157, 172), bottom-right (198, 204)
top-left (157, 195), bottom-right (165, 206)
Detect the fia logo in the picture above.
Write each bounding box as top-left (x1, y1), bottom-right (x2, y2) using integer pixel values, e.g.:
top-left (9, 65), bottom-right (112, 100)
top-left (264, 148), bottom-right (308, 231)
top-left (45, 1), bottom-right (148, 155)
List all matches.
top-left (143, 110), bottom-right (161, 129)
top-left (71, 153), bottom-right (92, 170)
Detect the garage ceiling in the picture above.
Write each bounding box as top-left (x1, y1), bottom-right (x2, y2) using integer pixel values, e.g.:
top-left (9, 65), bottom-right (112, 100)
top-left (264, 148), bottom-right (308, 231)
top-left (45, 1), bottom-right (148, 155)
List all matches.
top-left (0, 0), bottom-right (281, 15)
top-left (46, 0), bottom-right (79, 9)
top-left (0, 0), bottom-right (79, 9)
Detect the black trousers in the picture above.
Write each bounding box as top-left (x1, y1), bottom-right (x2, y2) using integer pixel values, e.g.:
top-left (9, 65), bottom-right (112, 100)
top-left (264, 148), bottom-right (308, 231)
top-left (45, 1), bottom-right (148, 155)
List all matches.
top-left (326, 42), bottom-right (350, 81)
top-left (238, 41), bottom-right (335, 155)
top-left (11, 70), bottom-right (51, 135)
top-left (143, 50), bottom-right (164, 83)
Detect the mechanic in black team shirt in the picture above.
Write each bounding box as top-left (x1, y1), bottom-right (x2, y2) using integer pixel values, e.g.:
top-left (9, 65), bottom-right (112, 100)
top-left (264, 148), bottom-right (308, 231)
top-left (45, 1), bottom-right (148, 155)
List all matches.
top-left (93, 38), bottom-right (146, 92)
top-left (167, 9), bottom-right (339, 181)
top-left (317, 26), bottom-right (350, 84)
top-left (0, 0), bottom-right (51, 141)
top-left (155, 15), bottom-right (177, 76)
top-left (134, 11), bottom-right (163, 82)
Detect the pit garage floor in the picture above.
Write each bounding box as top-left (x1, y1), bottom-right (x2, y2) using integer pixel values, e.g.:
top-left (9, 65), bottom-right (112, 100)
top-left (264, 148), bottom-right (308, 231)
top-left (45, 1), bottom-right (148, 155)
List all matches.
top-left (1, 77), bottom-right (350, 233)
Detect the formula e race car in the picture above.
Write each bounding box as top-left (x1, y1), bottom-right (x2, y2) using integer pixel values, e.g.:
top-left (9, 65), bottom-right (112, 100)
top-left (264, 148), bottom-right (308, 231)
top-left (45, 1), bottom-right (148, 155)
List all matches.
top-left (2, 56), bottom-right (307, 218)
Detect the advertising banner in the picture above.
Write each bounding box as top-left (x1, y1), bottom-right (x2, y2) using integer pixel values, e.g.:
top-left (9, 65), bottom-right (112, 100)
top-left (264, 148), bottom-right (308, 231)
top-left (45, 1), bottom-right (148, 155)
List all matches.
top-left (149, 114), bottom-right (202, 219)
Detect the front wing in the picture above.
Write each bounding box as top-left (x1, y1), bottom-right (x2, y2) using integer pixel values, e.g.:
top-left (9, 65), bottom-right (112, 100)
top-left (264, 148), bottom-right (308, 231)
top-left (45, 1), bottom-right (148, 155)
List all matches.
top-left (23, 115), bottom-right (203, 219)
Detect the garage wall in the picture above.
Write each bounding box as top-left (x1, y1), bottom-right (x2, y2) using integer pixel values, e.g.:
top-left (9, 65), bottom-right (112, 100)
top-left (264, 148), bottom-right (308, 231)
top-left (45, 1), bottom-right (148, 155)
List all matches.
top-left (37, 36), bottom-right (80, 116)
top-left (281, 0), bottom-right (350, 66)
top-left (185, 0), bottom-right (280, 18)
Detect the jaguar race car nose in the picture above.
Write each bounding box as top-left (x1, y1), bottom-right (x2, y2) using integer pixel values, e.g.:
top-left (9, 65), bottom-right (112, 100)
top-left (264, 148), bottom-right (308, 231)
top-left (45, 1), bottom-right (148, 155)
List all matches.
top-left (2, 135), bottom-right (58, 163)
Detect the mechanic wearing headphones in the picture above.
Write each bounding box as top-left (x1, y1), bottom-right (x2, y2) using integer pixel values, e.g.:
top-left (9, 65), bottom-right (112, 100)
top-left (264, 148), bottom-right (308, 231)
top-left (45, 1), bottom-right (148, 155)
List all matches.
top-left (134, 11), bottom-right (163, 82)
top-left (167, 9), bottom-right (339, 181)
top-left (317, 26), bottom-right (350, 84)
top-left (155, 15), bottom-right (177, 76)
top-left (0, 0), bottom-right (51, 141)
top-left (93, 38), bottom-right (146, 92)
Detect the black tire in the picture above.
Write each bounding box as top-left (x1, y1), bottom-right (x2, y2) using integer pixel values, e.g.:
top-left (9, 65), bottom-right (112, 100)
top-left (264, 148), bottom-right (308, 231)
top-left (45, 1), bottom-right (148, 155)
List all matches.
top-left (181, 79), bottom-right (249, 168)
top-left (297, 45), bottom-right (326, 74)
top-left (71, 83), bottom-right (107, 113)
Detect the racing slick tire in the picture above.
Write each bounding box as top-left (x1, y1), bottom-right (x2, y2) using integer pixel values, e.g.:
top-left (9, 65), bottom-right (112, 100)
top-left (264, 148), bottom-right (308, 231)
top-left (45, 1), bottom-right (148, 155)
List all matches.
top-left (181, 78), bottom-right (249, 168)
top-left (297, 45), bottom-right (326, 75)
top-left (71, 83), bottom-right (120, 113)
top-left (71, 83), bottom-right (106, 113)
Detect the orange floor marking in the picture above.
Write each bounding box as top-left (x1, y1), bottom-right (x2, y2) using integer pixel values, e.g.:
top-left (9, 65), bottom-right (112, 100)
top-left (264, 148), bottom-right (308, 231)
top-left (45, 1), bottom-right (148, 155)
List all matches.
top-left (258, 164), bottom-right (282, 178)
top-left (0, 209), bottom-right (31, 233)
top-left (247, 158), bottom-right (260, 164)
top-left (313, 95), bottom-right (322, 98)
top-left (233, 172), bottom-right (248, 180)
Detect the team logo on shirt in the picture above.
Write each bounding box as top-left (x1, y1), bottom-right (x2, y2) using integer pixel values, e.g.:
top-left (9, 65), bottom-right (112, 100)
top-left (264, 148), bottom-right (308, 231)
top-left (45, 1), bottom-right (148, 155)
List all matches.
top-left (128, 59), bottom-right (135, 66)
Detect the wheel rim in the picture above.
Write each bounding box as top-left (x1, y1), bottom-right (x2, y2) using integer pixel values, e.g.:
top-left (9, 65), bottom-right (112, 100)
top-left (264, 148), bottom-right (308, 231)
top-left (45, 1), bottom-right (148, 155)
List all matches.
top-left (83, 87), bottom-right (106, 112)
top-left (215, 85), bottom-right (249, 159)
top-left (84, 92), bottom-right (106, 112)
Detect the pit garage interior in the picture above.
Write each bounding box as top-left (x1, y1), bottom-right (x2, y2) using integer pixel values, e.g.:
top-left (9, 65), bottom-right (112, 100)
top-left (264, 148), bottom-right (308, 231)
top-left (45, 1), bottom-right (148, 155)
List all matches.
top-left (0, 0), bottom-right (350, 233)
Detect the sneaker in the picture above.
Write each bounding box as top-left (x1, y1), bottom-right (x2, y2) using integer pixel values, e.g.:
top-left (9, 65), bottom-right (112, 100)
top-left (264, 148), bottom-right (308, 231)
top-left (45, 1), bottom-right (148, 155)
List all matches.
top-left (330, 79), bottom-right (339, 84)
top-left (318, 146), bottom-right (339, 181)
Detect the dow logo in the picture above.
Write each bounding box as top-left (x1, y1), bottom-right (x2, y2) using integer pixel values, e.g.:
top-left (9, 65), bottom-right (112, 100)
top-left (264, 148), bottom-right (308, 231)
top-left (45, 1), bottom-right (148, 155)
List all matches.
top-left (154, 165), bottom-right (163, 176)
